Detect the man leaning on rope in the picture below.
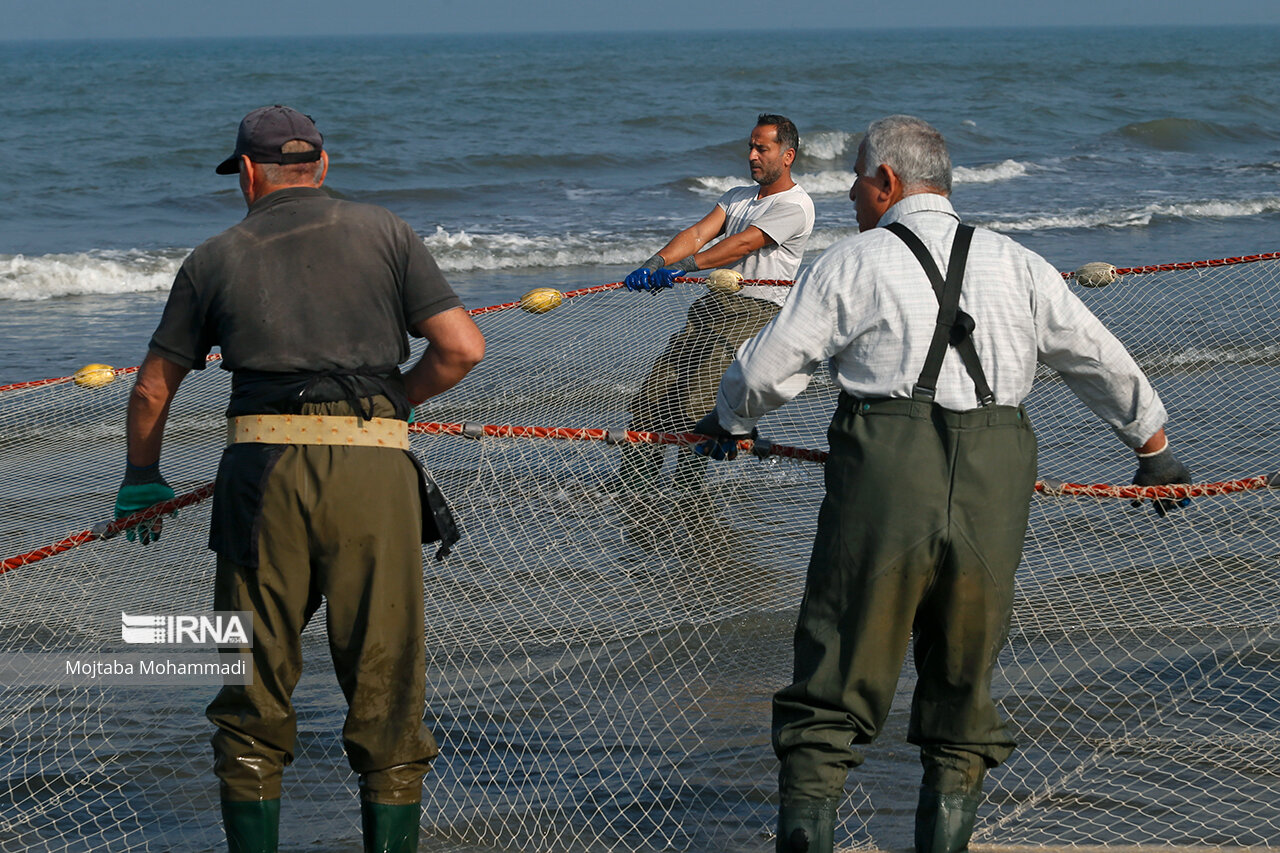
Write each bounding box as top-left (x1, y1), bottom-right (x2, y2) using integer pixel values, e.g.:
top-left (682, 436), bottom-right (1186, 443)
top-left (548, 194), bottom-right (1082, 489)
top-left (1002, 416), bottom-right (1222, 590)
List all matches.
top-left (113, 105), bottom-right (484, 852)
top-left (692, 115), bottom-right (1192, 853)
top-left (616, 113), bottom-right (815, 494)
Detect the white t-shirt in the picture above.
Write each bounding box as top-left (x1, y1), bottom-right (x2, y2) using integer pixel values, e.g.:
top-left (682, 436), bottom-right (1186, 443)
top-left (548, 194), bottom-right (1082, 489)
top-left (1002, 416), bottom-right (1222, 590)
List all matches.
top-left (716, 183), bottom-right (815, 306)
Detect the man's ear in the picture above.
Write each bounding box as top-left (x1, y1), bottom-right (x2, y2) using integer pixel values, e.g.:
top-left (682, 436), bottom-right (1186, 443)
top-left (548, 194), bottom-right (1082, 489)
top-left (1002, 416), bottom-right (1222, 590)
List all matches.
top-left (316, 150), bottom-right (329, 187)
top-left (879, 163), bottom-right (906, 207)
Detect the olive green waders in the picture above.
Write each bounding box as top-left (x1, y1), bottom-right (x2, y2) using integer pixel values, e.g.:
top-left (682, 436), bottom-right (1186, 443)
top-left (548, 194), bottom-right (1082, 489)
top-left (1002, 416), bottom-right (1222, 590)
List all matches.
top-left (207, 398), bottom-right (438, 849)
top-left (619, 291), bottom-right (779, 490)
top-left (773, 395), bottom-right (1036, 832)
top-left (772, 223), bottom-right (1036, 852)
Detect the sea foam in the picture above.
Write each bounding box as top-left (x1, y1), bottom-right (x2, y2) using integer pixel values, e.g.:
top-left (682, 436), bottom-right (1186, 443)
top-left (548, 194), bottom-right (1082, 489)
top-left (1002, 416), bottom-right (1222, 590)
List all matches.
top-left (979, 197), bottom-right (1280, 233)
top-left (692, 160), bottom-right (1033, 199)
top-left (0, 251), bottom-right (181, 301)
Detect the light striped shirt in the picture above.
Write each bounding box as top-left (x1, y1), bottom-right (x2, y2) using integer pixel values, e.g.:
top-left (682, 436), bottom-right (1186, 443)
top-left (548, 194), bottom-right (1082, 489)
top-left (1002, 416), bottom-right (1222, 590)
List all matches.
top-left (714, 192), bottom-right (1166, 448)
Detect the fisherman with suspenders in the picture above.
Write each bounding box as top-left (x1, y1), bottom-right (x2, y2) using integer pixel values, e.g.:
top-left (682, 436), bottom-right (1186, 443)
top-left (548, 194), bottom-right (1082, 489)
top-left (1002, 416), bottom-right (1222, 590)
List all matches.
top-left (691, 115), bottom-right (1193, 853)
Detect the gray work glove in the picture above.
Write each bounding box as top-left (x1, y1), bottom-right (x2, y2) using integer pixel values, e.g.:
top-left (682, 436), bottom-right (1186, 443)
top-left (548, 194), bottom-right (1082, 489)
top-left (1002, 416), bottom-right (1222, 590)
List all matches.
top-left (1131, 445), bottom-right (1192, 518)
top-left (690, 411), bottom-right (753, 461)
top-left (653, 256), bottom-right (699, 290)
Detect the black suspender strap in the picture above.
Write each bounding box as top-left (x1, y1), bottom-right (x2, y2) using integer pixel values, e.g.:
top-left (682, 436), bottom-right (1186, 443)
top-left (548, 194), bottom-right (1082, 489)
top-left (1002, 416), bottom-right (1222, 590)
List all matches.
top-left (883, 222), bottom-right (995, 407)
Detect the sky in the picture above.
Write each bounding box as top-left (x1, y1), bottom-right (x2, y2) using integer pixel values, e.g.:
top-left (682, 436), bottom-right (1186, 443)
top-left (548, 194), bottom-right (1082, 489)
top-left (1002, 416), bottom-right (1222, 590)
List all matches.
top-left (6, 0), bottom-right (1280, 40)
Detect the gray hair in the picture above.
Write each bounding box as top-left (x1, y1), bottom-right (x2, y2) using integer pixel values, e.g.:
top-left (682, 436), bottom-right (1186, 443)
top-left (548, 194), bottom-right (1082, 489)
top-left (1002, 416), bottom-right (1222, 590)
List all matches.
top-left (259, 140), bottom-right (324, 186)
top-left (863, 115), bottom-right (951, 196)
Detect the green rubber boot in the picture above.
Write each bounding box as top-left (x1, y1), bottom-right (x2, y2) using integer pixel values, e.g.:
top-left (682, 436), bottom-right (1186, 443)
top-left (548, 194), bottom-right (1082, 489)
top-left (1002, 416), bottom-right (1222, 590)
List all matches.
top-left (360, 800), bottom-right (420, 853)
top-left (221, 799), bottom-right (279, 853)
top-left (914, 786), bottom-right (980, 853)
top-left (776, 799), bottom-right (837, 853)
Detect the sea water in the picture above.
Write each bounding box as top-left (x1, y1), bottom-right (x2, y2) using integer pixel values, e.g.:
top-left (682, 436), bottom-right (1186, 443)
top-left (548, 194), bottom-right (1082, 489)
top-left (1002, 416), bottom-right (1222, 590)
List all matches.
top-left (2, 27), bottom-right (1279, 384)
top-left (2, 26), bottom-right (1279, 852)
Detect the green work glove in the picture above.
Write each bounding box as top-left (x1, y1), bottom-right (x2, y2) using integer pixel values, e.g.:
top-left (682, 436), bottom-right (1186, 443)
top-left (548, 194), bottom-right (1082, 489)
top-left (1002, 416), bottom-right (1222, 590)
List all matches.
top-left (114, 462), bottom-right (176, 545)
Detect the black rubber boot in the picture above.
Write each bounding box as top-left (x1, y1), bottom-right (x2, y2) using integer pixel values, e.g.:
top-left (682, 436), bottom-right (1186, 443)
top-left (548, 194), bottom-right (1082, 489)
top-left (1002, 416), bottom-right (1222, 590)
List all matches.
top-left (360, 800), bottom-right (420, 853)
top-left (221, 799), bottom-right (280, 853)
top-left (914, 786), bottom-right (980, 853)
top-left (776, 799), bottom-right (837, 853)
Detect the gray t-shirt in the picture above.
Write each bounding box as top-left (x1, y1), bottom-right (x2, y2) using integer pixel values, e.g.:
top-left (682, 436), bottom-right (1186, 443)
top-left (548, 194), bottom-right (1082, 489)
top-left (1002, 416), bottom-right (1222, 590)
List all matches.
top-left (150, 187), bottom-right (461, 374)
top-left (716, 183), bottom-right (815, 305)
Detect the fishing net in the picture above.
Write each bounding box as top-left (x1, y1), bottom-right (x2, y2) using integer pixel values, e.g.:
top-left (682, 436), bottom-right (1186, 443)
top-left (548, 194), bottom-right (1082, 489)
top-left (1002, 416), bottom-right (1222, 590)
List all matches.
top-left (2, 253), bottom-right (1280, 852)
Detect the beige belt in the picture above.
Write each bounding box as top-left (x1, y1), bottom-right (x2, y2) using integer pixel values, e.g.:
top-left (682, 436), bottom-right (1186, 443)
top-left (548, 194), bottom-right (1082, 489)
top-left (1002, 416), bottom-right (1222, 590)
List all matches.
top-left (226, 415), bottom-right (409, 450)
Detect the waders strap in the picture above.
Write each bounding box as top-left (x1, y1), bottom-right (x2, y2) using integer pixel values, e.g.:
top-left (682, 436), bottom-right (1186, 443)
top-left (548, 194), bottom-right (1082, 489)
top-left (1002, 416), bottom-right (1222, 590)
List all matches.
top-left (883, 222), bottom-right (994, 408)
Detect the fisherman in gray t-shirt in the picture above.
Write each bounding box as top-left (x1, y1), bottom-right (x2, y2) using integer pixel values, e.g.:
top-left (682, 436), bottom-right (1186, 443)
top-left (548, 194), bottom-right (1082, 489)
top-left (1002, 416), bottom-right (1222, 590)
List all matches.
top-left (114, 105), bottom-right (485, 852)
top-left (616, 113), bottom-right (814, 497)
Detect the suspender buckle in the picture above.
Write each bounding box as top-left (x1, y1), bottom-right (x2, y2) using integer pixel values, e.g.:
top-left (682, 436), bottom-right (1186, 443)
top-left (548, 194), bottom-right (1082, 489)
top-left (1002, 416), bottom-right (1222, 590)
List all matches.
top-left (911, 384), bottom-right (937, 403)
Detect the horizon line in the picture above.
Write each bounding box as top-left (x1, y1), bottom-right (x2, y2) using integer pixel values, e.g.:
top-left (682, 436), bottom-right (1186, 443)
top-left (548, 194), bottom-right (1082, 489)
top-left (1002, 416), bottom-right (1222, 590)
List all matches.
top-left (4, 21), bottom-right (1280, 43)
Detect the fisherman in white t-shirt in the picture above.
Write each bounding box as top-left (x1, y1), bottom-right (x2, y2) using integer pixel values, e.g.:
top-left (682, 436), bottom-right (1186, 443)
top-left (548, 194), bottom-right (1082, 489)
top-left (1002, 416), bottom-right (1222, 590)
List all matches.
top-left (617, 114), bottom-right (815, 493)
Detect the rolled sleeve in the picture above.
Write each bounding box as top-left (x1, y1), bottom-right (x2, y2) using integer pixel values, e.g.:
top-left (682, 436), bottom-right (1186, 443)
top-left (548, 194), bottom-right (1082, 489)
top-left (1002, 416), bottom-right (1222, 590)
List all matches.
top-left (401, 226), bottom-right (464, 332)
top-left (148, 264), bottom-right (214, 370)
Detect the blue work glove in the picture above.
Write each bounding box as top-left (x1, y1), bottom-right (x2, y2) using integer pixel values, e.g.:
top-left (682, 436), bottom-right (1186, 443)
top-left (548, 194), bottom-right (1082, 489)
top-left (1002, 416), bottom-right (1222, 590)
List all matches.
top-left (689, 411), bottom-right (751, 462)
top-left (624, 267), bottom-right (655, 292)
top-left (624, 254), bottom-right (666, 292)
top-left (654, 256), bottom-right (699, 290)
top-left (114, 462), bottom-right (176, 544)
top-left (1131, 444), bottom-right (1192, 518)
top-left (651, 267), bottom-right (684, 290)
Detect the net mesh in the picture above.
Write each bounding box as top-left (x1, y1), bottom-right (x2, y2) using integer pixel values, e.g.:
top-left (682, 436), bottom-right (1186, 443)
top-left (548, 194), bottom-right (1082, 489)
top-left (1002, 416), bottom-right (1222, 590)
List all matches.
top-left (2, 255), bottom-right (1280, 851)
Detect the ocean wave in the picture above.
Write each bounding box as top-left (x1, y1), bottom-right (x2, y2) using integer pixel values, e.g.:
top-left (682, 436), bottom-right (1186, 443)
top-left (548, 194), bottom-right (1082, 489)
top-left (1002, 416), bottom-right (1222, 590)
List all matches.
top-left (977, 197), bottom-right (1280, 233)
top-left (8, 193), bottom-right (1276, 297)
top-left (1162, 344), bottom-right (1280, 369)
top-left (799, 130), bottom-right (856, 163)
top-left (691, 171), bottom-right (857, 197)
top-left (692, 159), bottom-right (1032, 198)
top-left (805, 226), bottom-right (859, 253)
top-left (1117, 118), bottom-right (1280, 151)
top-left (421, 226), bottom-right (643, 271)
top-left (0, 250), bottom-right (183, 301)
top-left (953, 159), bottom-right (1031, 184)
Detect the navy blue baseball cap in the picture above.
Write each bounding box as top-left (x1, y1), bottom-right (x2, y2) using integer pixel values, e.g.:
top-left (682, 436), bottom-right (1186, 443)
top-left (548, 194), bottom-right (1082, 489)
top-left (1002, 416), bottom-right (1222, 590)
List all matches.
top-left (215, 105), bottom-right (324, 175)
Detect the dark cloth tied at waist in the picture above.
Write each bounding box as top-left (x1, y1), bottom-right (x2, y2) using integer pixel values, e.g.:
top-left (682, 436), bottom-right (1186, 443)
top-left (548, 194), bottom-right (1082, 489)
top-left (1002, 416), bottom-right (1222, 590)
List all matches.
top-left (226, 366), bottom-right (412, 420)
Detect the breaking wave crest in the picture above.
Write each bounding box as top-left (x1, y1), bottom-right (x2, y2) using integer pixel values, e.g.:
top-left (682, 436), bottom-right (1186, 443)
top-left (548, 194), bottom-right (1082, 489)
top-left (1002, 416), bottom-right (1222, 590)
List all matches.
top-left (6, 194), bottom-right (1278, 300)
top-left (692, 159), bottom-right (1033, 198)
top-left (978, 197), bottom-right (1280, 233)
top-left (0, 251), bottom-right (184, 301)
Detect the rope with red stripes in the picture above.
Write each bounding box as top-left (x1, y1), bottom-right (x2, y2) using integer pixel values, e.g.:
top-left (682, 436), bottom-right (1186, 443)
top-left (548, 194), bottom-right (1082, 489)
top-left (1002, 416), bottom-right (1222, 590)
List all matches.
top-left (5, 251), bottom-right (1279, 392)
top-left (0, 356), bottom-right (221, 394)
top-left (466, 275), bottom-right (794, 317)
top-left (0, 483), bottom-right (214, 575)
top-left (1, 423), bottom-right (1274, 573)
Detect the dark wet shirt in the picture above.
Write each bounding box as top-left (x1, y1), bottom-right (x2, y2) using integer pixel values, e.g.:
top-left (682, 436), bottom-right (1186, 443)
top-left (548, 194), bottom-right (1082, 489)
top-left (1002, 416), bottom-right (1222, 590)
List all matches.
top-left (149, 186), bottom-right (461, 379)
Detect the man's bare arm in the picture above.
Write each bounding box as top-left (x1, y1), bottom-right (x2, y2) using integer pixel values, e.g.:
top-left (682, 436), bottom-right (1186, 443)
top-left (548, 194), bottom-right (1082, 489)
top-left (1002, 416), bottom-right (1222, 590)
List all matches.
top-left (686, 225), bottom-right (772, 270)
top-left (404, 307), bottom-right (486, 405)
top-left (126, 352), bottom-right (190, 467)
top-left (651, 206), bottom-right (729, 268)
